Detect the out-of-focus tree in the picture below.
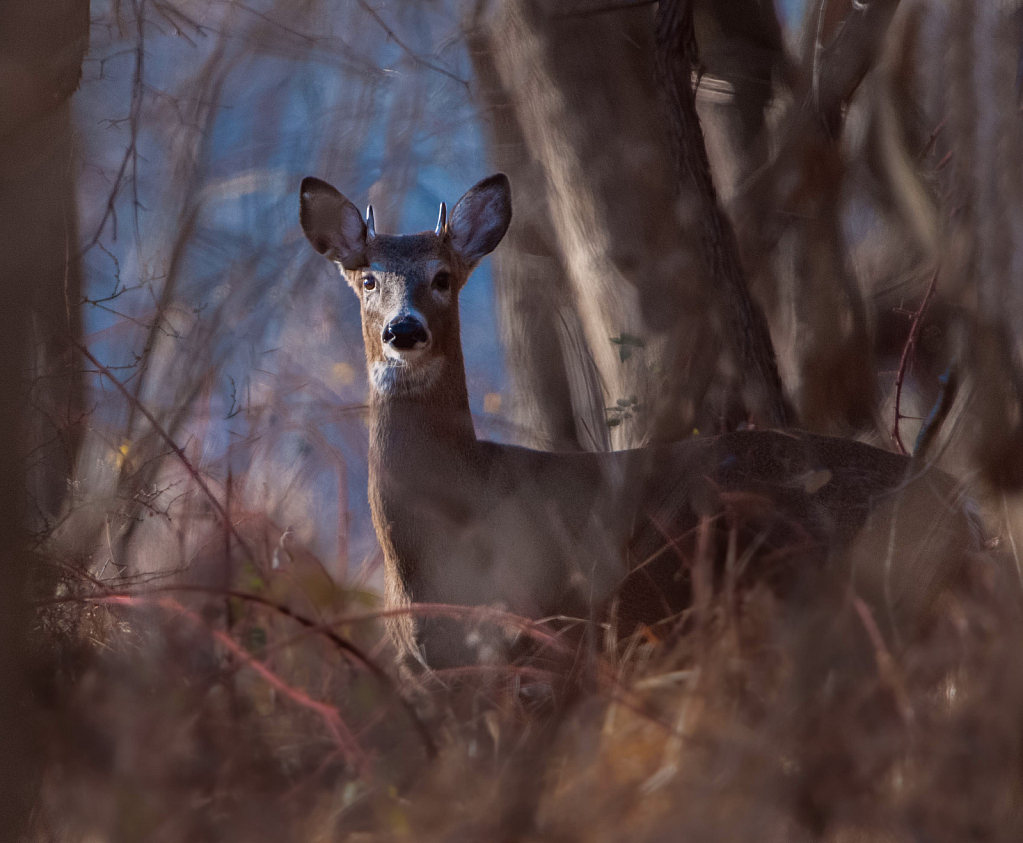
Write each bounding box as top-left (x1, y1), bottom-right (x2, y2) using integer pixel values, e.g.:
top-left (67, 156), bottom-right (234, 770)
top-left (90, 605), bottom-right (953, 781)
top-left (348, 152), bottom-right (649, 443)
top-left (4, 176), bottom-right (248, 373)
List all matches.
top-left (469, 0), bottom-right (1023, 494)
top-left (0, 0), bottom-right (89, 836)
top-left (469, 0), bottom-right (790, 451)
top-left (1, 0), bottom-right (89, 523)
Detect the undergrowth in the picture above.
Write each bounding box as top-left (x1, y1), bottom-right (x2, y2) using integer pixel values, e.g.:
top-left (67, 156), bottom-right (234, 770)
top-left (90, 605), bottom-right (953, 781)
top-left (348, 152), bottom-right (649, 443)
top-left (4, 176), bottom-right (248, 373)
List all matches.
top-left (28, 518), bottom-right (1023, 842)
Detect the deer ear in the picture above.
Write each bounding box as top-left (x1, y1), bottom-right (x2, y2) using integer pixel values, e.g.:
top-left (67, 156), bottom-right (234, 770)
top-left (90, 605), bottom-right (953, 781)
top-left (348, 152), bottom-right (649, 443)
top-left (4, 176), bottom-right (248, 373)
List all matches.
top-left (299, 177), bottom-right (367, 270)
top-left (447, 173), bottom-right (512, 268)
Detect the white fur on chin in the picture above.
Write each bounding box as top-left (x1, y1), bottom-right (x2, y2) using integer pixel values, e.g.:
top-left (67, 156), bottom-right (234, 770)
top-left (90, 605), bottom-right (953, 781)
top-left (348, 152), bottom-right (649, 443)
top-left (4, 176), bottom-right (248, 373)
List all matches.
top-left (370, 356), bottom-right (444, 397)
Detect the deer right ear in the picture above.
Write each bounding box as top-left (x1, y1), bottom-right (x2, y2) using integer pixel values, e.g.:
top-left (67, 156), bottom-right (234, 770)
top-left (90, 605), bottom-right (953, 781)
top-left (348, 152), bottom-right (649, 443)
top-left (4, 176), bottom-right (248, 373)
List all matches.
top-left (299, 177), bottom-right (367, 270)
top-left (447, 173), bottom-right (512, 269)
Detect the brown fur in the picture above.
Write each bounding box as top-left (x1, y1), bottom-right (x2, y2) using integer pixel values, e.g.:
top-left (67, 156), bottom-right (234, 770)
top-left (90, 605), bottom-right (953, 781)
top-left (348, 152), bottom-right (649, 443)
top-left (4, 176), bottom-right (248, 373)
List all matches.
top-left (300, 174), bottom-right (978, 673)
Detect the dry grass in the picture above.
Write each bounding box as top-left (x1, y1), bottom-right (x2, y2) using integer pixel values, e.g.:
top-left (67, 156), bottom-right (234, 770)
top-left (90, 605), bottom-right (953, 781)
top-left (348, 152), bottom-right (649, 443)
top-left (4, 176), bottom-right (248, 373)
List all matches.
top-left (28, 504), bottom-right (1023, 842)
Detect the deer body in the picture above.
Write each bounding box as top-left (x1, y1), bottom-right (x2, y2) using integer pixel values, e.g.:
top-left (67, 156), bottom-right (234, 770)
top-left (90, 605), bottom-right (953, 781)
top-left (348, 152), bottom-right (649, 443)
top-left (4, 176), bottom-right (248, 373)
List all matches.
top-left (301, 174), bottom-right (976, 671)
top-left (367, 371), bottom-right (635, 668)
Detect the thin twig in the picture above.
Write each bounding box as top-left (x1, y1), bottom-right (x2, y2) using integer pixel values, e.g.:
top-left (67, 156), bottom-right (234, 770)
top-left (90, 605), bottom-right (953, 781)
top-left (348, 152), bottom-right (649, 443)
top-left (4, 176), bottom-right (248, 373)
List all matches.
top-left (45, 587), bottom-right (577, 654)
top-left (918, 116), bottom-right (947, 161)
top-left (201, 585), bottom-right (438, 757)
top-left (39, 578), bottom-right (453, 758)
top-left (891, 267), bottom-right (939, 454)
top-left (100, 594), bottom-right (371, 774)
top-left (82, 4), bottom-right (146, 254)
top-left (72, 338), bottom-right (255, 561)
top-left (851, 596), bottom-right (914, 724)
top-left (555, 0), bottom-right (658, 18)
top-left (354, 0), bottom-right (468, 89)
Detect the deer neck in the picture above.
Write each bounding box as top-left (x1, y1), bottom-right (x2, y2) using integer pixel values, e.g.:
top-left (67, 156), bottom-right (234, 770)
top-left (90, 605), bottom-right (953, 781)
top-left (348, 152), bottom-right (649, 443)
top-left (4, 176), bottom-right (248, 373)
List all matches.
top-left (368, 343), bottom-right (477, 472)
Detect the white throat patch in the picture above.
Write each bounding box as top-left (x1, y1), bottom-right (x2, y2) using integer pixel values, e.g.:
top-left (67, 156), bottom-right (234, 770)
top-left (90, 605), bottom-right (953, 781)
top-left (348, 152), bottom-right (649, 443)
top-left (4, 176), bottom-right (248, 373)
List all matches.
top-left (370, 356), bottom-right (444, 397)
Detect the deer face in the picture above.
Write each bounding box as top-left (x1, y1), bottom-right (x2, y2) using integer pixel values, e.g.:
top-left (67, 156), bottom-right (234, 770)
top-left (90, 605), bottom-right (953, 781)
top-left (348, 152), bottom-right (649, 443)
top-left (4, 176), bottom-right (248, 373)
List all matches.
top-left (300, 174), bottom-right (511, 397)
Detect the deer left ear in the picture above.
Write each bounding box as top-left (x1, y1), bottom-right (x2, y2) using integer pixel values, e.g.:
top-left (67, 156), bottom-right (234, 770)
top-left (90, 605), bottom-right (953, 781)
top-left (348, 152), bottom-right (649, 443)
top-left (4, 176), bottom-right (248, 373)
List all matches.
top-left (446, 173), bottom-right (512, 269)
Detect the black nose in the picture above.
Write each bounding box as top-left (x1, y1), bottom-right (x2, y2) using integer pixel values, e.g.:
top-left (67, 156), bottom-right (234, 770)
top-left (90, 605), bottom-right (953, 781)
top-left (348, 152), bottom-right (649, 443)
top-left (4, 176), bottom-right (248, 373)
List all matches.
top-left (382, 317), bottom-right (429, 351)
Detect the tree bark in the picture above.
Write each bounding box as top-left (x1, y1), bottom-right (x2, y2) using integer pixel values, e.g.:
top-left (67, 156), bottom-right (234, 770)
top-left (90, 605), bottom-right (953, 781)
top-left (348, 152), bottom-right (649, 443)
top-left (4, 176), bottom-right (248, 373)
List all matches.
top-left (466, 18), bottom-right (594, 450)
top-left (0, 0), bottom-right (89, 521)
top-left (478, 0), bottom-right (726, 448)
top-left (0, 1), bottom-right (89, 835)
top-left (654, 0), bottom-right (791, 428)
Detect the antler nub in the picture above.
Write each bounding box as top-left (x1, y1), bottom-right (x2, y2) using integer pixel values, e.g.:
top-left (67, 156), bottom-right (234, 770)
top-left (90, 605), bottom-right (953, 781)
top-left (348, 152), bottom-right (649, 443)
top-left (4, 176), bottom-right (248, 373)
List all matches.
top-left (366, 205), bottom-right (376, 239)
top-left (435, 202), bottom-right (447, 236)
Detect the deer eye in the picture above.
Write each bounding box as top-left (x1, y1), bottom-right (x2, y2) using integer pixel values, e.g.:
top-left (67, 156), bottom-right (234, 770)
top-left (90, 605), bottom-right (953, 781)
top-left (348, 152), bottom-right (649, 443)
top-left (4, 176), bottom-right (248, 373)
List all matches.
top-left (432, 271), bottom-right (451, 292)
top-left (362, 274), bottom-right (377, 292)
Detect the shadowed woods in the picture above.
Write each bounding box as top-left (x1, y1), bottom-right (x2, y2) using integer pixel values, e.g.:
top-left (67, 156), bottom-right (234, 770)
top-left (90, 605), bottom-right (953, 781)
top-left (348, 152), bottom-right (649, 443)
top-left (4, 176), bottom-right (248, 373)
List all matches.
top-left (8, 0), bottom-right (1023, 840)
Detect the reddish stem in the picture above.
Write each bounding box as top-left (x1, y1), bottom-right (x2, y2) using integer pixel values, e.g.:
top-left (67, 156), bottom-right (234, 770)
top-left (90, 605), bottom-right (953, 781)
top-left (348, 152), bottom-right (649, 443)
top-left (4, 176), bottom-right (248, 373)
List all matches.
top-left (98, 594), bottom-right (371, 775)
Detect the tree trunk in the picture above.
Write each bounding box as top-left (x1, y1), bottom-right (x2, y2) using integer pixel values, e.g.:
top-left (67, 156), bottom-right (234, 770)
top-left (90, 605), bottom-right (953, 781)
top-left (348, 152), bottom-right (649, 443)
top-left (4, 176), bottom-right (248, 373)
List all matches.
top-left (466, 18), bottom-right (597, 450)
top-left (476, 0), bottom-right (728, 449)
top-left (0, 0), bottom-right (89, 522)
top-left (654, 0), bottom-right (791, 429)
top-left (0, 1), bottom-right (89, 835)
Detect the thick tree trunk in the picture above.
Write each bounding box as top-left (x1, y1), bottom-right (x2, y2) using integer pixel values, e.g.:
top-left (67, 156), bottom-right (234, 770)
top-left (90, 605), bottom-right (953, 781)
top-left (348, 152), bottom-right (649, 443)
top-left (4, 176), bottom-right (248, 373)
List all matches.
top-left (942, 0), bottom-right (1023, 489)
top-left (466, 20), bottom-right (596, 451)
top-left (0, 0), bottom-right (89, 522)
top-left (476, 0), bottom-right (728, 449)
top-left (0, 1), bottom-right (89, 835)
top-left (654, 0), bottom-right (791, 429)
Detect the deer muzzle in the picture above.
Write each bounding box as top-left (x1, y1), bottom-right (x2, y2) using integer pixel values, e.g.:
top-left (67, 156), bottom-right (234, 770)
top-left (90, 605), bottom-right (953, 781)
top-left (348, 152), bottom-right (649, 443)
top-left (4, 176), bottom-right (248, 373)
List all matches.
top-left (382, 316), bottom-right (430, 352)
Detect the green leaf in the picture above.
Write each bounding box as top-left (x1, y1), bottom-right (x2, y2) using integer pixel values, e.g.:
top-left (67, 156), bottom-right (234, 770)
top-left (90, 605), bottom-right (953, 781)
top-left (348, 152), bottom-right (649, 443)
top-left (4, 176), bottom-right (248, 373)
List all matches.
top-left (610, 333), bottom-right (645, 362)
top-left (245, 626), bottom-right (267, 654)
top-left (241, 563), bottom-right (265, 593)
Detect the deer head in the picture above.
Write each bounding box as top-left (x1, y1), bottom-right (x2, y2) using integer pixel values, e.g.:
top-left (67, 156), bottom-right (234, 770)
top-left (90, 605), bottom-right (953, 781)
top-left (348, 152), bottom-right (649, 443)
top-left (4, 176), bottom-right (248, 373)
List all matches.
top-left (299, 174), bottom-right (512, 397)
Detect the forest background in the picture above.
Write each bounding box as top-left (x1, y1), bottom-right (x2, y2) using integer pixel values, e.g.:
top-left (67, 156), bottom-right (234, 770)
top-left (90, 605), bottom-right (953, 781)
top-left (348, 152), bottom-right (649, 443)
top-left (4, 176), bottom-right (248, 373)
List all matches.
top-left (5, 0), bottom-right (1023, 840)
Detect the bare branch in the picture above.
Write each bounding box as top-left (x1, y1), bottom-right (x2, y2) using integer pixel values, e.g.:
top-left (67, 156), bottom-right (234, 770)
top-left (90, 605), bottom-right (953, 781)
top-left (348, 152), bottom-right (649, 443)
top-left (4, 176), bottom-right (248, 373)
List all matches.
top-left (73, 338), bottom-right (255, 562)
top-left (47, 575), bottom-right (438, 759)
top-left (353, 0), bottom-right (468, 89)
top-left (891, 266), bottom-right (938, 454)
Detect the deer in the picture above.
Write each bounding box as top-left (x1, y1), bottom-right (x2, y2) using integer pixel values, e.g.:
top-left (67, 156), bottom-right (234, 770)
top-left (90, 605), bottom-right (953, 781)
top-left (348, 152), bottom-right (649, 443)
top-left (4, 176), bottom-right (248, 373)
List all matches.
top-left (299, 172), bottom-right (981, 675)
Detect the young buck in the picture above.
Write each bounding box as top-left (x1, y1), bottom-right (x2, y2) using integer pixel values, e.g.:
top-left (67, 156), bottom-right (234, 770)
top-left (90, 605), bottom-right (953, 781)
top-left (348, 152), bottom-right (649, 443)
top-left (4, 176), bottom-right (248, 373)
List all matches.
top-left (300, 173), bottom-right (979, 673)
